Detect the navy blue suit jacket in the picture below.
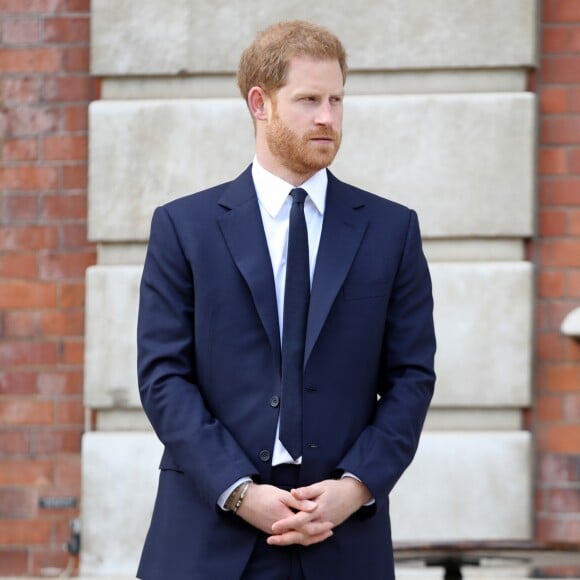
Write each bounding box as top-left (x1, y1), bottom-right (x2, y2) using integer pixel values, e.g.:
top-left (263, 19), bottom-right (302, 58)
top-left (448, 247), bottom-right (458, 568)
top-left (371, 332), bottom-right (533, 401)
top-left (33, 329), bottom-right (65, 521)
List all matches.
top-left (136, 165), bottom-right (436, 579)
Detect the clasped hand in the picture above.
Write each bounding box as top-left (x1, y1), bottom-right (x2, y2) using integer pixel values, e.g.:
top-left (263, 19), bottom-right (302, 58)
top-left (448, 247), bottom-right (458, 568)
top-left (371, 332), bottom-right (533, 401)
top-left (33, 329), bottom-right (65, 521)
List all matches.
top-left (235, 478), bottom-right (371, 546)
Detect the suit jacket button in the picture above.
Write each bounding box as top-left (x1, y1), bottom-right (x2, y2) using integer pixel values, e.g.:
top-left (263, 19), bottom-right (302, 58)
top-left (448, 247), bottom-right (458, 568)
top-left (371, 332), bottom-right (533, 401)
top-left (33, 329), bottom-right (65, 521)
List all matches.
top-left (270, 395), bottom-right (280, 408)
top-left (259, 450), bottom-right (270, 462)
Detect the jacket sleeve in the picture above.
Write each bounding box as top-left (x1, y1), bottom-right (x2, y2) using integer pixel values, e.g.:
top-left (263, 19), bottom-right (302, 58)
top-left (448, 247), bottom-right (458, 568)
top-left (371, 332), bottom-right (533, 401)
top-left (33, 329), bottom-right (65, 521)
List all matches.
top-left (137, 206), bottom-right (258, 507)
top-left (337, 210), bottom-right (436, 509)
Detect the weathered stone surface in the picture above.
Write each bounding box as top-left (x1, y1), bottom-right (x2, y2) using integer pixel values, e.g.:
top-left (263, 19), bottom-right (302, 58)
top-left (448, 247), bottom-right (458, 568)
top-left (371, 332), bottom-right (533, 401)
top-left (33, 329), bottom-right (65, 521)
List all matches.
top-left (84, 266), bottom-right (142, 409)
top-left (92, 0), bottom-right (537, 75)
top-left (79, 431), bottom-right (531, 574)
top-left (430, 262), bottom-right (533, 407)
top-left (391, 431), bottom-right (532, 541)
top-left (80, 432), bottom-right (163, 576)
top-left (89, 93), bottom-right (535, 241)
top-left (84, 262), bottom-right (532, 411)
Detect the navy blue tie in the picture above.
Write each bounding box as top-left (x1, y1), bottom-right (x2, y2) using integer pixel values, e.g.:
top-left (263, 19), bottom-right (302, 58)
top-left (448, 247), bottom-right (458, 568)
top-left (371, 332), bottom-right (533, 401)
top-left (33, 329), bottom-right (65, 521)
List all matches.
top-left (280, 188), bottom-right (310, 460)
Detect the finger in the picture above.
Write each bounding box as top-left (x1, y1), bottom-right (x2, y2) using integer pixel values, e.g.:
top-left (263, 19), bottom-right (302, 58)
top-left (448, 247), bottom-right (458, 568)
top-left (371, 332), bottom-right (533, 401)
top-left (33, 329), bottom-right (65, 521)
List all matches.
top-left (281, 493), bottom-right (317, 513)
top-left (291, 483), bottom-right (323, 500)
top-left (271, 509), bottom-right (316, 534)
top-left (267, 529), bottom-right (333, 547)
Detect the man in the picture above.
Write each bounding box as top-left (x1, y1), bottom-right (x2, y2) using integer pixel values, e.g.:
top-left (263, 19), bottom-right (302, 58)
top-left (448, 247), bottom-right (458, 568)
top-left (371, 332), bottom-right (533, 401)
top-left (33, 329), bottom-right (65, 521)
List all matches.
top-left (137, 20), bottom-right (435, 580)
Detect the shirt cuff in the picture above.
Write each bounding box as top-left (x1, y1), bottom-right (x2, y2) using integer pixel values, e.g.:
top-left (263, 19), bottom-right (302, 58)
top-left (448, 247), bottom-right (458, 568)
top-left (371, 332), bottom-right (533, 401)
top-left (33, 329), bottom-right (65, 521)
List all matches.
top-left (341, 472), bottom-right (375, 506)
top-left (217, 476), bottom-right (253, 510)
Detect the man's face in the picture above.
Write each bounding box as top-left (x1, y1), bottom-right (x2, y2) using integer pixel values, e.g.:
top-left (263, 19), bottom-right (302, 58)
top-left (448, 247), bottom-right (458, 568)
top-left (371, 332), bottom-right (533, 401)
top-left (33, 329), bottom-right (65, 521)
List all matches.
top-left (263, 57), bottom-right (344, 183)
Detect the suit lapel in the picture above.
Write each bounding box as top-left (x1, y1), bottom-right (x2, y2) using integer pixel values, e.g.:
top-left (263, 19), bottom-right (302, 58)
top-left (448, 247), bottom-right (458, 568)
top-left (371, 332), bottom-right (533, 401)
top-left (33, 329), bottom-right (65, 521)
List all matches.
top-left (217, 166), bottom-right (281, 369)
top-left (305, 173), bottom-right (368, 365)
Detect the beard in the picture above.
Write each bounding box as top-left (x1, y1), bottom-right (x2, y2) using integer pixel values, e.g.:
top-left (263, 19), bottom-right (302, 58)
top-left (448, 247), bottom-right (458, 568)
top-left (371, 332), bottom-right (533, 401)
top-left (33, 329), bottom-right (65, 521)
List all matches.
top-left (265, 107), bottom-right (342, 177)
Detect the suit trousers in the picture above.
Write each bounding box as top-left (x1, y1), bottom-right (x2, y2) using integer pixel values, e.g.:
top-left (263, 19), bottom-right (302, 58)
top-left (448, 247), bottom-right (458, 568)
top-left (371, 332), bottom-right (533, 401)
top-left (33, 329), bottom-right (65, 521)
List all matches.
top-left (240, 465), bottom-right (304, 580)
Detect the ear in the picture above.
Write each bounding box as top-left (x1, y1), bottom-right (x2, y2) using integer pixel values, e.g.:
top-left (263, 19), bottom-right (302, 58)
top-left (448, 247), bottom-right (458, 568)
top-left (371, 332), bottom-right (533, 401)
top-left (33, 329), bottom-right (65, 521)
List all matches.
top-left (248, 86), bottom-right (269, 121)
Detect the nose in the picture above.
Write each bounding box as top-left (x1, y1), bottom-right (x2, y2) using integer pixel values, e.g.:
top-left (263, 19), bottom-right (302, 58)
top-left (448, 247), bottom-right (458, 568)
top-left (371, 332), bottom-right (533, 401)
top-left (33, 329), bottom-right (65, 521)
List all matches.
top-left (314, 101), bottom-right (334, 126)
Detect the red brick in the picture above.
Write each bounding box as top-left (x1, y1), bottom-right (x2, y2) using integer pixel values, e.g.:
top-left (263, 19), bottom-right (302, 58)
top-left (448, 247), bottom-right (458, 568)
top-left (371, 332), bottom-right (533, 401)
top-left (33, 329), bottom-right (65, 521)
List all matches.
top-left (62, 164), bottom-right (87, 189)
top-left (40, 310), bottom-right (84, 336)
top-left (0, 401), bottom-right (54, 425)
top-left (540, 423), bottom-right (580, 453)
top-left (542, 26), bottom-right (570, 53)
top-left (43, 16), bottom-right (89, 43)
top-left (569, 147), bottom-right (580, 172)
top-left (0, 166), bottom-right (58, 190)
top-left (56, 400), bottom-right (83, 425)
top-left (0, 225), bottom-right (58, 250)
top-left (29, 428), bottom-right (82, 454)
top-left (31, 548), bottom-right (71, 575)
top-left (0, 371), bottom-right (36, 395)
top-left (563, 392), bottom-right (580, 422)
top-left (569, 271), bottom-right (580, 296)
top-left (43, 76), bottom-right (91, 102)
top-left (540, 56), bottom-right (580, 83)
top-left (537, 453), bottom-right (580, 484)
top-left (569, 209), bottom-right (580, 234)
top-left (536, 394), bottom-right (563, 421)
top-left (571, 28), bottom-right (580, 51)
top-left (540, 87), bottom-right (569, 114)
top-left (54, 456), bottom-right (80, 487)
top-left (59, 281), bottom-right (84, 307)
top-left (541, 239), bottom-right (580, 267)
top-left (0, 280), bottom-right (56, 308)
top-left (66, 0), bottom-right (89, 10)
top-left (63, 46), bottom-right (88, 72)
top-left (545, 0), bottom-right (580, 22)
top-left (542, 117), bottom-right (580, 144)
top-left (0, 342), bottom-right (58, 366)
top-left (1, 76), bottom-right (41, 105)
top-left (539, 148), bottom-right (568, 174)
top-left (63, 105), bottom-right (88, 131)
top-left (538, 331), bottom-right (568, 360)
top-left (539, 208), bottom-right (568, 235)
top-left (551, 178), bottom-right (580, 204)
top-left (0, 488), bottom-right (35, 518)
top-left (39, 251), bottom-right (95, 279)
top-left (60, 223), bottom-right (89, 248)
top-left (0, 0), bottom-right (65, 12)
top-left (6, 106), bottom-right (59, 136)
top-left (0, 253), bottom-right (37, 279)
top-left (0, 550), bottom-right (27, 575)
top-left (0, 431), bottom-right (28, 456)
top-left (2, 194), bottom-right (39, 222)
top-left (537, 517), bottom-right (580, 542)
top-left (42, 193), bottom-right (86, 219)
top-left (42, 134), bottom-right (87, 160)
top-left (0, 461), bottom-right (52, 485)
top-left (538, 270), bottom-right (566, 297)
top-left (3, 311), bottom-right (38, 338)
top-left (2, 138), bottom-right (38, 161)
top-left (1, 17), bottom-right (41, 44)
top-left (0, 47), bottom-right (61, 73)
top-left (61, 339), bottom-right (83, 364)
top-left (571, 87), bottom-right (580, 112)
top-left (0, 519), bottom-right (51, 545)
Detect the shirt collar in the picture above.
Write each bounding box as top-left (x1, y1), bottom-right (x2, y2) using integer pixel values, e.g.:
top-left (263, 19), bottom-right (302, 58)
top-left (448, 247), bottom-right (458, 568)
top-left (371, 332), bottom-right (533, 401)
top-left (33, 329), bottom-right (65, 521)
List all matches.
top-left (252, 156), bottom-right (327, 218)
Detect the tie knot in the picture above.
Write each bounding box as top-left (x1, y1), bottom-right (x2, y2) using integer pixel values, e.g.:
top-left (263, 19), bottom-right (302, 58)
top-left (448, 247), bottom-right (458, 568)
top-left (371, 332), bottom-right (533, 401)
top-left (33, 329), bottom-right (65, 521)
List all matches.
top-left (290, 188), bottom-right (307, 205)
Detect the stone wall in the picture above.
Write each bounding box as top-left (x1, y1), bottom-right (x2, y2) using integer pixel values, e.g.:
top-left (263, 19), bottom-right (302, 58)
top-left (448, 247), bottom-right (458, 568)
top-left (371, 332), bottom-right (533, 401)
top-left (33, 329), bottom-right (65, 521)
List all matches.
top-left (81, 1), bottom-right (538, 574)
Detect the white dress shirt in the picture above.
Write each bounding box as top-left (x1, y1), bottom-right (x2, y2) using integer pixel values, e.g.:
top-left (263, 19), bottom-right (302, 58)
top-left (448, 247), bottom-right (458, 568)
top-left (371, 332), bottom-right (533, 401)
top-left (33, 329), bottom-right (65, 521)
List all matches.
top-left (218, 157), bottom-right (369, 508)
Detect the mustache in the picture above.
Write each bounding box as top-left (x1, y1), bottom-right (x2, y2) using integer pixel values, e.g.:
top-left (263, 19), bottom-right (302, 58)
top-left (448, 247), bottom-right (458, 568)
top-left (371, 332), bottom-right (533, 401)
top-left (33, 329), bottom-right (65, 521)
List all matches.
top-left (305, 129), bottom-right (340, 140)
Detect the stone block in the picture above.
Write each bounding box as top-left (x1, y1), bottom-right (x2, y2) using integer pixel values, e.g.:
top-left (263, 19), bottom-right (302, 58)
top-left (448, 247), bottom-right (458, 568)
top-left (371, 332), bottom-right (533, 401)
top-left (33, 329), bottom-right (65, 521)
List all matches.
top-left (430, 262), bottom-right (533, 407)
top-left (83, 261), bottom-right (532, 412)
top-left (80, 432), bottom-right (163, 576)
top-left (391, 431), bottom-right (532, 541)
top-left (89, 93), bottom-right (535, 241)
top-left (92, 0), bottom-right (536, 75)
top-left (84, 265), bottom-right (142, 409)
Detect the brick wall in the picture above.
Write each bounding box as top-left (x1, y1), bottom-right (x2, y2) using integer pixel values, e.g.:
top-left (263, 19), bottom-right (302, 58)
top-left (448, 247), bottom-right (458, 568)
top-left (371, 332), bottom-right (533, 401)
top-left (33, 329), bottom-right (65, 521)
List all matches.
top-left (533, 0), bottom-right (580, 559)
top-left (0, 0), bottom-right (95, 575)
